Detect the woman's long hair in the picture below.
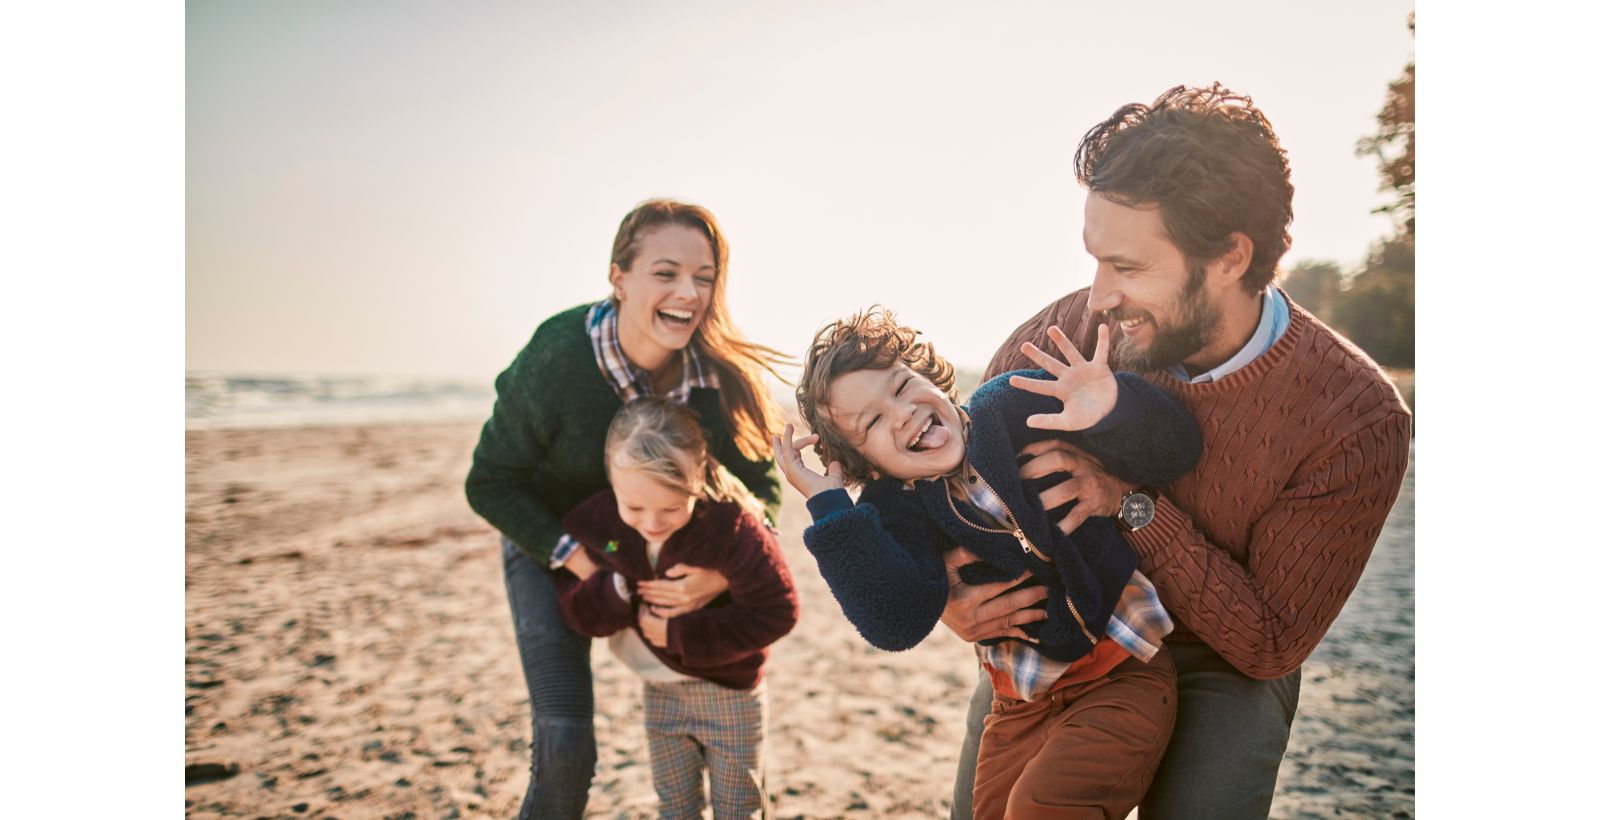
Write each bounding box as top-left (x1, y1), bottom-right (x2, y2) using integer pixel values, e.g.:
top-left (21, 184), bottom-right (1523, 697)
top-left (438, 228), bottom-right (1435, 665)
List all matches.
top-left (610, 198), bottom-right (788, 460)
top-left (604, 398), bottom-right (766, 521)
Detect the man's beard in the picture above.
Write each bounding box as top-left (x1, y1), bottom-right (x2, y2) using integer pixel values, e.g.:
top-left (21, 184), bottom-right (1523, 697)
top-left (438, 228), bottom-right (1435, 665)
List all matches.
top-left (1109, 277), bottom-right (1221, 373)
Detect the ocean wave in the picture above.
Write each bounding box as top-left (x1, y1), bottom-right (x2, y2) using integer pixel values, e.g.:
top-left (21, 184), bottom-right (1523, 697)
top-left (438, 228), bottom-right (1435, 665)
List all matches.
top-left (186, 373), bottom-right (496, 430)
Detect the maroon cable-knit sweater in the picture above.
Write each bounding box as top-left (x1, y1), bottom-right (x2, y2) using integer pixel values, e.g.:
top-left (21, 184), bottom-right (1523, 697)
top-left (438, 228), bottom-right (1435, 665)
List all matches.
top-left (984, 288), bottom-right (1411, 680)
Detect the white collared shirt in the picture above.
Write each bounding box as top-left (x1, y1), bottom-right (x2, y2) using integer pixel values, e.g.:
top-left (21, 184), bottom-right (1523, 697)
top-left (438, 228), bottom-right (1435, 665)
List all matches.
top-left (1167, 286), bottom-right (1290, 384)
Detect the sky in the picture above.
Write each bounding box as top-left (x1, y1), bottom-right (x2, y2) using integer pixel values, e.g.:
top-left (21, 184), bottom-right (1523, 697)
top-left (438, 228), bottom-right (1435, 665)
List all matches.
top-left (187, 0), bottom-right (1416, 378)
top-left (18, 4), bottom-right (1600, 813)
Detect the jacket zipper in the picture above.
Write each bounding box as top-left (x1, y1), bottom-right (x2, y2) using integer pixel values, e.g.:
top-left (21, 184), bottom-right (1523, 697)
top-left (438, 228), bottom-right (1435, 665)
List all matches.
top-left (942, 472), bottom-right (1097, 646)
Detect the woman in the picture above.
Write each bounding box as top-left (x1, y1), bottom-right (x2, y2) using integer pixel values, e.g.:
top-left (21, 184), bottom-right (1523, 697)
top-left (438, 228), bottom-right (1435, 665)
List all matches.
top-left (465, 199), bottom-right (787, 819)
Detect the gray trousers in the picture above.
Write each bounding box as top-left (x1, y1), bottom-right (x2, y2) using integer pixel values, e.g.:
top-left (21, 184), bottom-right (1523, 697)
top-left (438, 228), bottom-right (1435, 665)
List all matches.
top-left (644, 679), bottom-right (768, 819)
top-left (951, 641), bottom-right (1301, 820)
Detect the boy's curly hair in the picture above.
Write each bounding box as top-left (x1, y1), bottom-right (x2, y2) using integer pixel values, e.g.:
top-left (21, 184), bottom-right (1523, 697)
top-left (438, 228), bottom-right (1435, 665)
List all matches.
top-left (794, 307), bottom-right (958, 487)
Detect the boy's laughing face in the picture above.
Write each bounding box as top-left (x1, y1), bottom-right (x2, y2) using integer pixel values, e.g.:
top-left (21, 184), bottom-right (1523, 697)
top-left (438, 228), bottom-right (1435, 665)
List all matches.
top-left (823, 363), bottom-right (965, 482)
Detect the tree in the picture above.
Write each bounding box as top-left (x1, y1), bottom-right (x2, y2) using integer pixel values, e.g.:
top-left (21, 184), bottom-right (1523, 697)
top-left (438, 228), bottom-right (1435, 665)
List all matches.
top-left (1356, 12), bottom-right (1415, 243)
top-left (1332, 239), bottom-right (1414, 368)
top-left (1328, 11), bottom-right (1414, 370)
top-left (1281, 260), bottom-right (1344, 319)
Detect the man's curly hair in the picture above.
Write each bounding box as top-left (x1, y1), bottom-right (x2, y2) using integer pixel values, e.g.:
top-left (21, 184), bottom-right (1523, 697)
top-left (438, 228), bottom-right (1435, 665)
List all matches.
top-left (1074, 83), bottom-right (1295, 294)
top-left (795, 307), bottom-right (958, 487)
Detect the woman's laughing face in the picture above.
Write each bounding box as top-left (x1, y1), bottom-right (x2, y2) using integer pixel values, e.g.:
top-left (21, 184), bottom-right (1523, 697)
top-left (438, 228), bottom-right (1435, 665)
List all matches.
top-left (609, 224), bottom-right (716, 368)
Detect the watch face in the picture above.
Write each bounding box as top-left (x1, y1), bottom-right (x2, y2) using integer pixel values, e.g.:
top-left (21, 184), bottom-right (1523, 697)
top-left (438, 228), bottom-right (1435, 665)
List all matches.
top-left (1120, 492), bottom-right (1156, 530)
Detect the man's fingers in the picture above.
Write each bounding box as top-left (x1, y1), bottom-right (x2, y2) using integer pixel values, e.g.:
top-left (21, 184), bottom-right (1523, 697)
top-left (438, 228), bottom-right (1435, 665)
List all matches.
top-left (1035, 477), bottom-right (1085, 511)
top-left (1067, 444), bottom-right (1104, 469)
top-left (1025, 413), bottom-right (1071, 431)
top-left (974, 584), bottom-right (1049, 622)
top-left (1017, 450), bottom-right (1082, 480)
top-left (1058, 507), bottom-right (1092, 536)
top-left (1009, 374), bottom-right (1059, 397)
top-left (1091, 323), bottom-right (1110, 365)
top-left (1018, 438), bottom-right (1066, 457)
top-left (979, 626), bottom-right (1039, 643)
top-left (998, 601), bottom-right (1049, 625)
top-left (792, 433), bottom-right (820, 450)
top-left (943, 546), bottom-right (981, 584)
top-left (975, 606), bottom-right (1047, 640)
top-left (1018, 438), bottom-right (1099, 463)
top-left (1047, 325), bottom-right (1088, 366)
top-left (1018, 342), bottom-right (1070, 378)
top-left (943, 546), bottom-right (981, 568)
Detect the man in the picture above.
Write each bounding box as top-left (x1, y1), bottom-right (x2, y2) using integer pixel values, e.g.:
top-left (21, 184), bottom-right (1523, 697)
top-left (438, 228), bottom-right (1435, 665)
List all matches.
top-left (943, 84), bottom-right (1412, 819)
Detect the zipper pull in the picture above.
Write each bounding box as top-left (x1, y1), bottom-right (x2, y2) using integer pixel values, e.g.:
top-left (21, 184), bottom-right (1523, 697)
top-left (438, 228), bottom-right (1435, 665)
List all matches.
top-left (1013, 528), bottom-right (1039, 557)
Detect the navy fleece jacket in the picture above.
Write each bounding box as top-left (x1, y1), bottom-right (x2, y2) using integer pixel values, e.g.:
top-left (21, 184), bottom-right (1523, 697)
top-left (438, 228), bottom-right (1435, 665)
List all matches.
top-left (803, 369), bottom-right (1201, 663)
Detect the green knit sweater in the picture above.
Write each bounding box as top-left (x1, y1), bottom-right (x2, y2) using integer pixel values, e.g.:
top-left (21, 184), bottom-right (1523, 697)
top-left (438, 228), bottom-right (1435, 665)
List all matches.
top-left (465, 303), bottom-right (782, 565)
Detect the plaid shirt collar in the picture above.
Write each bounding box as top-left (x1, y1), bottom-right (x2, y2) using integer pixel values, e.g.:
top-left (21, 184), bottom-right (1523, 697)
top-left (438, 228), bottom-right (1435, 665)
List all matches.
top-left (586, 300), bottom-right (719, 404)
top-left (961, 478), bottom-right (1173, 701)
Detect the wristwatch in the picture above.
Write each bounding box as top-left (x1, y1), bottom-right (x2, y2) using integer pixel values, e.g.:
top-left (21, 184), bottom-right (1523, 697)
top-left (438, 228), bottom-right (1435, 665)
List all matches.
top-left (1116, 487), bottom-right (1158, 532)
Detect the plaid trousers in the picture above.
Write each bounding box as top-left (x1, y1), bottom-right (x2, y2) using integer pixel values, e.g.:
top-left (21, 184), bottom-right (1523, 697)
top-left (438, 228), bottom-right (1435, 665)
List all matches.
top-left (642, 678), bottom-right (767, 819)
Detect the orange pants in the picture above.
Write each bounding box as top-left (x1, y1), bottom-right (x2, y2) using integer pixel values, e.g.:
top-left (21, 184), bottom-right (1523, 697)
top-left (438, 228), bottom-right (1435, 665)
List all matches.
top-left (971, 648), bottom-right (1177, 820)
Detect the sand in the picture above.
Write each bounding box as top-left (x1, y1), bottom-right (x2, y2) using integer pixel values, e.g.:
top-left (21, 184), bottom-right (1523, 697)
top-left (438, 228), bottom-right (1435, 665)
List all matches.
top-left (185, 421), bottom-right (1414, 819)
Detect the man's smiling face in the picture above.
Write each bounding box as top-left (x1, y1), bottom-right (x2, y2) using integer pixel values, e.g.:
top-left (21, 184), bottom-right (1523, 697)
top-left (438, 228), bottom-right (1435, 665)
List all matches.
top-left (1082, 192), bottom-right (1222, 372)
top-left (822, 363), bottom-right (966, 482)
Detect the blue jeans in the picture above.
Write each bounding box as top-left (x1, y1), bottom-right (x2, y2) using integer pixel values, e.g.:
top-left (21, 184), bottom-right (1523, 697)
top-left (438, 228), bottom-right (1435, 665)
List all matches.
top-left (502, 537), bottom-right (597, 820)
top-left (951, 641), bottom-right (1301, 820)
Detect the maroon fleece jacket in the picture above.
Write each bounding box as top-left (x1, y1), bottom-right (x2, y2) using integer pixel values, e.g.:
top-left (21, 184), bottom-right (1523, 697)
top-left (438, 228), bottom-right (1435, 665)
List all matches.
top-left (555, 490), bottom-right (799, 690)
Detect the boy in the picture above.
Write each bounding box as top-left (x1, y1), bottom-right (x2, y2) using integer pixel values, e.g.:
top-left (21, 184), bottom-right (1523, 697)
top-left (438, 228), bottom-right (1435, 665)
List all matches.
top-left (774, 308), bottom-right (1201, 819)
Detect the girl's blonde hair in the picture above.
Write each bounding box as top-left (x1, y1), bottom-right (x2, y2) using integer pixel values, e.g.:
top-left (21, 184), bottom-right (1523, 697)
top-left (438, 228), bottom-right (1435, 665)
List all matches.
top-left (604, 398), bottom-right (766, 521)
top-left (609, 198), bottom-right (789, 461)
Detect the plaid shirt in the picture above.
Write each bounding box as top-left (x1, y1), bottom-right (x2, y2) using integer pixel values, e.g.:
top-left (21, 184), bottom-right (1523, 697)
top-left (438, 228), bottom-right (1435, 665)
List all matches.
top-left (586, 299), bottom-right (719, 404)
top-left (959, 472), bottom-right (1173, 701)
top-left (549, 300), bottom-right (720, 567)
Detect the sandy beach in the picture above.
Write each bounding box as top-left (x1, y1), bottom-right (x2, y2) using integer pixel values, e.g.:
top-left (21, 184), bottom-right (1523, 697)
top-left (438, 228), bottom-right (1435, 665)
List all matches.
top-left (185, 420), bottom-right (1414, 819)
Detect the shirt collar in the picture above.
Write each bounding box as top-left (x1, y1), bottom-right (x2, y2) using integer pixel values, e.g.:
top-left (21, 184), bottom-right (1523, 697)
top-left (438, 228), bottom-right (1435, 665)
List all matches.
top-left (1167, 285), bottom-right (1290, 385)
top-left (587, 300), bottom-right (719, 404)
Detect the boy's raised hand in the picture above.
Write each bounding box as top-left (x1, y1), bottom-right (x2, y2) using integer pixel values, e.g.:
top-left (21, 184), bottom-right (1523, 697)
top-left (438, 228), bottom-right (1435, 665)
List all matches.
top-left (1009, 324), bottom-right (1119, 432)
top-left (774, 423), bottom-right (845, 499)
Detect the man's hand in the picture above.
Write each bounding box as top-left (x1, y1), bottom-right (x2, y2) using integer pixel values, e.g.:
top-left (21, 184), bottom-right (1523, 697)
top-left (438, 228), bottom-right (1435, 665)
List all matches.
top-left (638, 604), bottom-right (670, 648)
top-left (637, 565), bottom-right (729, 618)
top-left (561, 548), bottom-right (600, 581)
top-left (774, 423), bottom-right (846, 499)
top-left (939, 547), bottom-right (1049, 642)
top-left (1009, 324), bottom-right (1119, 432)
top-left (1017, 439), bottom-right (1134, 535)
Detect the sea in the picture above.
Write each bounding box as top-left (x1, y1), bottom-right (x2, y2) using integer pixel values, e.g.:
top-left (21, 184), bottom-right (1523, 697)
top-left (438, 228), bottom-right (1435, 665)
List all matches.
top-left (185, 372), bottom-right (498, 430)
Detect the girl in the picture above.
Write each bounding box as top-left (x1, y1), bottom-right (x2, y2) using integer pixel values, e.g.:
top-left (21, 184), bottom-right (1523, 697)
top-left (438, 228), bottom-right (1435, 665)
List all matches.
top-left (465, 199), bottom-right (787, 818)
top-left (556, 398), bottom-right (799, 819)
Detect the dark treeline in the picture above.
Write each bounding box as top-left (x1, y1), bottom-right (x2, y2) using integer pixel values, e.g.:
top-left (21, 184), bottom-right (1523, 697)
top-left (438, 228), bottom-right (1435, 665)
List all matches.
top-left (1284, 12), bottom-right (1414, 372)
